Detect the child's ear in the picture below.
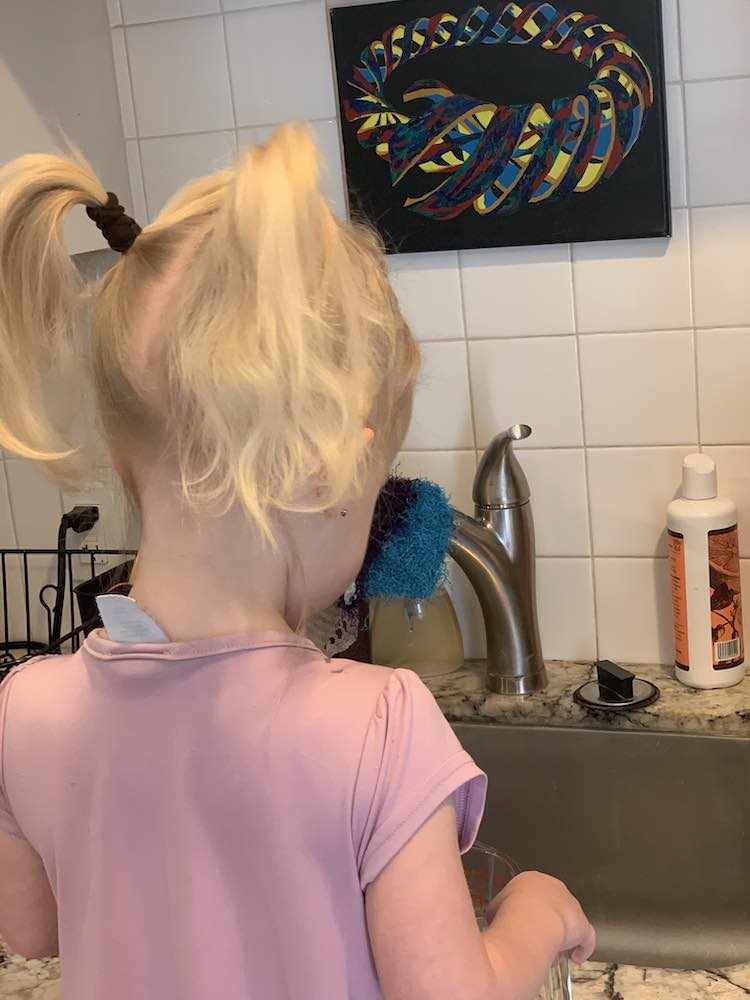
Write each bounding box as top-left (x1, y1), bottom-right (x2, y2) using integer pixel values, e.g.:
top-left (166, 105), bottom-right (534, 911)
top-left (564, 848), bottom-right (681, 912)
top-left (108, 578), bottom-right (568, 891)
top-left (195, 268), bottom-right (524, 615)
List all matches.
top-left (363, 427), bottom-right (375, 447)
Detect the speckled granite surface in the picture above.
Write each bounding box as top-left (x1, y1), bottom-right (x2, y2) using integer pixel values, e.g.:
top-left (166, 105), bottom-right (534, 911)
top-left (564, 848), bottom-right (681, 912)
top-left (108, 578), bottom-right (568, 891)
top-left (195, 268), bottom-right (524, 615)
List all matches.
top-left (0, 953), bottom-right (59, 999)
top-left (3, 954), bottom-right (750, 999)
top-left (425, 660), bottom-right (750, 737)
top-left (575, 962), bottom-right (750, 999)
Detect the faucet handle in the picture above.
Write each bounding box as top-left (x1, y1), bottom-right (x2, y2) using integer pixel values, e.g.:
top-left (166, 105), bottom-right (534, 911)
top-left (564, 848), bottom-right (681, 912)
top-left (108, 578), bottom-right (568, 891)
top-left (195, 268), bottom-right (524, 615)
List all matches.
top-left (473, 424), bottom-right (532, 509)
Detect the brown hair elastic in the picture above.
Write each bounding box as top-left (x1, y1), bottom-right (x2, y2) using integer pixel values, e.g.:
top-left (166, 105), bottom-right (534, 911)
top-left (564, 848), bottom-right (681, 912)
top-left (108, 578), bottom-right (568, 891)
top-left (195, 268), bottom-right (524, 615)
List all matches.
top-left (86, 192), bottom-right (142, 254)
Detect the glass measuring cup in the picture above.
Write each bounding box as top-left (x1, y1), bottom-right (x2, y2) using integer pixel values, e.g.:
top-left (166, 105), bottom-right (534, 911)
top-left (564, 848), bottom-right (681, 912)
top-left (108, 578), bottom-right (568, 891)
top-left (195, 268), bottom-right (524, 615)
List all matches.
top-left (463, 841), bottom-right (573, 1000)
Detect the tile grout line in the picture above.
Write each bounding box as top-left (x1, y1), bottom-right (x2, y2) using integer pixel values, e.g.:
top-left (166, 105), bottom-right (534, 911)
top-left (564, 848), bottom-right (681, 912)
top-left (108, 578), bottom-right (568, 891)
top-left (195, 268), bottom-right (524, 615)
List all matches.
top-left (0, 457), bottom-right (19, 549)
top-left (120, 28), bottom-right (150, 222)
top-left (676, 0), bottom-right (704, 455)
top-left (413, 322), bottom-right (750, 346)
top-left (690, 200), bottom-right (750, 212)
top-left (120, 9), bottom-right (225, 28)
top-left (569, 242), bottom-right (600, 659)
top-left (123, 0), bottom-right (308, 29)
top-left (682, 72), bottom-right (750, 85)
top-left (130, 116), bottom-right (338, 144)
top-left (219, 11), bottom-right (240, 137)
top-left (109, 28), bottom-right (133, 143)
top-left (323, 0), bottom-right (352, 219)
top-left (389, 442), bottom-right (730, 453)
top-left (539, 554), bottom-right (670, 562)
top-left (455, 253), bottom-right (480, 455)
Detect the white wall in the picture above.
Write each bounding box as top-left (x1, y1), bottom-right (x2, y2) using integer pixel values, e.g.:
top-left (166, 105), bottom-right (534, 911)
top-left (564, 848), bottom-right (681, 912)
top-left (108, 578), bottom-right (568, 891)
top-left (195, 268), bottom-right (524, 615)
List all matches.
top-left (4, 0), bottom-right (750, 666)
top-left (0, 0), bottom-right (132, 254)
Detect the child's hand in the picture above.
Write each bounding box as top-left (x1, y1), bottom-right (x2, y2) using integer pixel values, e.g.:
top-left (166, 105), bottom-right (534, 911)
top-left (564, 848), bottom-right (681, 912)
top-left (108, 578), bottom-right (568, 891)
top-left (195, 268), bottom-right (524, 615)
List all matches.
top-left (488, 871), bottom-right (597, 964)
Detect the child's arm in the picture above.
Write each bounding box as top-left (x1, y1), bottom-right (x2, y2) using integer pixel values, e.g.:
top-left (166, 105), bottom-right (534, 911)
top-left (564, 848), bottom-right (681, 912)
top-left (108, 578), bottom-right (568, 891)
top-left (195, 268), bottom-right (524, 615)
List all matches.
top-left (366, 799), bottom-right (595, 1000)
top-left (0, 830), bottom-right (58, 959)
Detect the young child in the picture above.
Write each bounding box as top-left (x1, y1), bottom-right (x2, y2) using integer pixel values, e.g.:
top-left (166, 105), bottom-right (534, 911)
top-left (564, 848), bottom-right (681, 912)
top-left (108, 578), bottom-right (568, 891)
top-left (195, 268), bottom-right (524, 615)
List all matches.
top-left (0, 126), bottom-right (594, 1000)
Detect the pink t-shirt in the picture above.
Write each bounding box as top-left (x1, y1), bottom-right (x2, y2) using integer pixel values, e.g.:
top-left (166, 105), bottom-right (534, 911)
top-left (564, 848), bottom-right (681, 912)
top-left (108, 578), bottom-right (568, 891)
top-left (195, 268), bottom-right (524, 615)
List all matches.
top-left (0, 631), bottom-right (486, 999)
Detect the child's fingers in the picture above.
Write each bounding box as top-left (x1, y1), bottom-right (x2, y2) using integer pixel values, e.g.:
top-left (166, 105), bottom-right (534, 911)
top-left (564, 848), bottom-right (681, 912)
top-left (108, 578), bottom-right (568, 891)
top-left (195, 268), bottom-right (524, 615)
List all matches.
top-left (569, 922), bottom-right (597, 965)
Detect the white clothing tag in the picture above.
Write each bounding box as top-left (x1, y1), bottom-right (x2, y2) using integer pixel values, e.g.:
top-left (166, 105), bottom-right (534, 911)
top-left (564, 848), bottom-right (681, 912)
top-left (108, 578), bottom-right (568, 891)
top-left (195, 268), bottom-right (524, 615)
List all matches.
top-left (95, 594), bottom-right (171, 643)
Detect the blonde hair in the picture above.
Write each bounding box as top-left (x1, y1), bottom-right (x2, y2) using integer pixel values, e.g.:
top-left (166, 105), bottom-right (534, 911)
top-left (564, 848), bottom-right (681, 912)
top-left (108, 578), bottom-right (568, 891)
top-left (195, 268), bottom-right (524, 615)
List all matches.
top-left (0, 125), bottom-right (419, 536)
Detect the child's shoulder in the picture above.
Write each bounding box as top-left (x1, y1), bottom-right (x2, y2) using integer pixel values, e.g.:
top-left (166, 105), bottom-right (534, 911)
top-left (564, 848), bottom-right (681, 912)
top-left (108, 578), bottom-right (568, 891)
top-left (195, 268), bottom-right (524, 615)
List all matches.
top-left (315, 658), bottom-right (431, 708)
top-left (295, 657), bottom-right (439, 746)
top-left (1, 652), bottom-right (77, 690)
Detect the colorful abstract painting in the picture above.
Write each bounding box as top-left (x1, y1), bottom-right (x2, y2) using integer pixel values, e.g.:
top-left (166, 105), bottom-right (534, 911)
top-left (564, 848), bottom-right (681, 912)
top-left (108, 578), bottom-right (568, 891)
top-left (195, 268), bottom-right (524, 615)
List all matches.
top-left (330, 0), bottom-right (671, 253)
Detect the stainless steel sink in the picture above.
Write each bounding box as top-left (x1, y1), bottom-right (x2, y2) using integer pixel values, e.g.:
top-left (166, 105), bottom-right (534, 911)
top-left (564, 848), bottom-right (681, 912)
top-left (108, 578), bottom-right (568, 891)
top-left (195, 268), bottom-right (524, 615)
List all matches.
top-left (453, 723), bottom-right (750, 970)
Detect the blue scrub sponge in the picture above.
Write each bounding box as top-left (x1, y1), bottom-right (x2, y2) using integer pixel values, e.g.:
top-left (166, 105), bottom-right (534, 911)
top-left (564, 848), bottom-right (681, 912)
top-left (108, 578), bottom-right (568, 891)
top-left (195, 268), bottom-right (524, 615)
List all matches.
top-left (357, 477), bottom-right (455, 602)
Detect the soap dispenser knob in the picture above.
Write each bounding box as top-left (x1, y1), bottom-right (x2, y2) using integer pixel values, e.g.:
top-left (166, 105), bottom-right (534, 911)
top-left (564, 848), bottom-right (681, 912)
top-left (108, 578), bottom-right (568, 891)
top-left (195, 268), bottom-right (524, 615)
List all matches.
top-left (574, 660), bottom-right (660, 712)
top-left (595, 659), bottom-right (634, 702)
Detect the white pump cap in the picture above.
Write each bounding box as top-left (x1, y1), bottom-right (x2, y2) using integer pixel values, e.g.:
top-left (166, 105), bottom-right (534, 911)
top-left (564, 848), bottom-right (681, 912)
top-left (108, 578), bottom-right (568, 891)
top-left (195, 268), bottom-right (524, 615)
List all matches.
top-left (681, 453), bottom-right (717, 500)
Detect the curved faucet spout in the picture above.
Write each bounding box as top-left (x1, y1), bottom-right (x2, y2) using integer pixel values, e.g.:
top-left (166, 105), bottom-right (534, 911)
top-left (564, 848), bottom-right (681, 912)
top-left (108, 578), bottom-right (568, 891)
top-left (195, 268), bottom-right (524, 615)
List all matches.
top-left (449, 425), bottom-right (547, 696)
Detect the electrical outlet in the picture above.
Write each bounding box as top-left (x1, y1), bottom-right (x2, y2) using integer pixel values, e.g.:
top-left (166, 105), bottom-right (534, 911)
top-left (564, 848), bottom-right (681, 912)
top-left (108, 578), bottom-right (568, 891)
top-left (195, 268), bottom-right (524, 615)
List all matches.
top-left (76, 524), bottom-right (110, 571)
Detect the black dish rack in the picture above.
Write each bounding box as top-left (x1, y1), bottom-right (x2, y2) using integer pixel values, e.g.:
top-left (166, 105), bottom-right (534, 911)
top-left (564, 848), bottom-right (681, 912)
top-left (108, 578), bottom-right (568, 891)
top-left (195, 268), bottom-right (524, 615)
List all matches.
top-left (1, 506), bottom-right (135, 681)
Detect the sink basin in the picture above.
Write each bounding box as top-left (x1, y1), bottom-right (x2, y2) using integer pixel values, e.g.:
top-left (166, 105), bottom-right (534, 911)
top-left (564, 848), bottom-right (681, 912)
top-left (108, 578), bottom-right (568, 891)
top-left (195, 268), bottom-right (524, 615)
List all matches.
top-left (453, 722), bottom-right (750, 970)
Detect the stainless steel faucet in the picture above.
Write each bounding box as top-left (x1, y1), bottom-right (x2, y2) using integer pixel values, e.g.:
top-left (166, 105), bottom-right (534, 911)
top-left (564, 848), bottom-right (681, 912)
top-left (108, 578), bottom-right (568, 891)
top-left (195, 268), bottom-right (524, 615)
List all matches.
top-left (449, 424), bottom-right (546, 695)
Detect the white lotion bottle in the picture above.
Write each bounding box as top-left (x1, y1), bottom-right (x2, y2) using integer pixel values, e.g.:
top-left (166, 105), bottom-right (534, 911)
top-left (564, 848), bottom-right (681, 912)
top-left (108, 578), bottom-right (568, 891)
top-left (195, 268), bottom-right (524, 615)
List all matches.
top-left (667, 454), bottom-right (745, 689)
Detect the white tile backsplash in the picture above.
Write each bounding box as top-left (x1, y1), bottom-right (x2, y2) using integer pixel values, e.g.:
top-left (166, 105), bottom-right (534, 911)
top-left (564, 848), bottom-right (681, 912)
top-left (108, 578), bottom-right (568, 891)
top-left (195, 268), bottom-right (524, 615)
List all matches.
top-left (222, 0), bottom-right (292, 8)
top-left (686, 79), bottom-right (750, 207)
top-left (666, 83), bottom-right (687, 209)
top-left (110, 28), bottom-right (137, 138)
top-left (395, 451), bottom-right (476, 515)
top-left (697, 329), bottom-right (750, 444)
top-left (469, 337), bottom-right (583, 449)
top-left (0, 463), bottom-right (15, 548)
top-left (662, 0), bottom-right (681, 82)
top-left (579, 331), bottom-right (697, 446)
top-left (573, 210), bottom-right (691, 333)
top-left (702, 447), bottom-right (750, 558)
top-left (225, 2), bottom-right (335, 127)
top-left (594, 559), bottom-right (674, 663)
top-left (140, 130), bottom-right (236, 217)
top-left (680, 0), bottom-right (750, 80)
top-left (388, 252), bottom-right (464, 342)
top-left (126, 17), bottom-right (234, 136)
top-left (518, 451), bottom-right (590, 557)
top-left (460, 244), bottom-right (574, 339)
top-left (107, 0), bottom-right (123, 27)
top-left (76, 0), bottom-right (750, 664)
top-left (125, 139), bottom-right (148, 224)
top-left (404, 342), bottom-right (474, 451)
top-left (4, 461), bottom-right (63, 549)
top-left (692, 206), bottom-right (750, 329)
top-left (588, 448), bottom-right (691, 557)
top-left (122, 0), bottom-right (220, 22)
top-left (537, 559), bottom-right (597, 661)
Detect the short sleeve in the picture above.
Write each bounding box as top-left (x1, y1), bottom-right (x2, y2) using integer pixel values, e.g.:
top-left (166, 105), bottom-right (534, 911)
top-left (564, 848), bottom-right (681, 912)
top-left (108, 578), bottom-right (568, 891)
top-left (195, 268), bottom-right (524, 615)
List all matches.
top-left (353, 668), bottom-right (486, 890)
top-left (0, 672), bottom-right (24, 838)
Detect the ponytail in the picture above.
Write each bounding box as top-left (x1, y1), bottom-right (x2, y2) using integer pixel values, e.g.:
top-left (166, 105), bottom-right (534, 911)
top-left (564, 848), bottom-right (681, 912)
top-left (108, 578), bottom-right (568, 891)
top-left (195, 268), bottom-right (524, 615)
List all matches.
top-left (0, 150), bottom-right (109, 483)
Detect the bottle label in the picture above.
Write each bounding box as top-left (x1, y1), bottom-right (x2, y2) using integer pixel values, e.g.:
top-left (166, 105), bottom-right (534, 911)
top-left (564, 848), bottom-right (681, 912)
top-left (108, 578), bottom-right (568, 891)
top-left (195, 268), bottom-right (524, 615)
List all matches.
top-left (668, 530), bottom-right (689, 670)
top-left (709, 525), bottom-right (744, 669)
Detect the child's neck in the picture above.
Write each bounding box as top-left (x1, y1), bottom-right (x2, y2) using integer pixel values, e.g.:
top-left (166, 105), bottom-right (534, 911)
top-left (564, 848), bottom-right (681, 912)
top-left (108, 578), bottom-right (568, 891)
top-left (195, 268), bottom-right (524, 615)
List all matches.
top-left (127, 494), bottom-right (293, 643)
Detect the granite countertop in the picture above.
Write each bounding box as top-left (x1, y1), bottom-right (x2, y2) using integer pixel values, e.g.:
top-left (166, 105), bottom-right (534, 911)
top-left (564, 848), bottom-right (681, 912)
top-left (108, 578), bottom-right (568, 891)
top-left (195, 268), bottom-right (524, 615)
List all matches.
top-left (425, 660), bottom-right (750, 737)
top-left (3, 953), bottom-right (750, 1000)
top-left (576, 962), bottom-right (750, 999)
top-left (0, 953), bottom-right (59, 1000)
